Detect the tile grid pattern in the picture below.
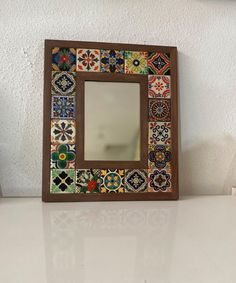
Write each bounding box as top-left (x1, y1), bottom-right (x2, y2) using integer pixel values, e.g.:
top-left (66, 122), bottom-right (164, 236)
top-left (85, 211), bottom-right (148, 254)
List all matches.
top-left (147, 52), bottom-right (172, 192)
top-left (50, 48), bottom-right (172, 193)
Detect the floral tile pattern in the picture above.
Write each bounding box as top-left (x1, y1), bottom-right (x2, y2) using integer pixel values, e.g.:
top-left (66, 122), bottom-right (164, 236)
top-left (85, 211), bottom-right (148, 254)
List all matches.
top-left (148, 145), bottom-right (171, 170)
top-left (125, 51), bottom-right (148, 74)
top-left (51, 96), bottom-right (75, 119)
top-left (125, 169), bottom-right (148, 192)
top-left (100, 169), bottom-right (125, 193)
top-left (51, 144), bottom-right (75, 169)
top-left (76, 169), bottom-right (101, 193)
top-left (50, 169), bottom-right (76, 193)
top-left (100, 49), bottom-right (124, 73)
top-left (148, 52), bottom-right (170, 75)
top-left (149, 122), bottom-right (171, 145)
top-left (148, 99), bottom-right (171, 122)
top-left (148, 169), bottom-right (172, 192)
top-left (51, 119), bottom-right (76, 144)
top-left (76, 49), bottom-right (100, 72)
top-left (148, 75), bottom-right (171, 98)
top-left (51, 71), bottom-right (76, 96)
top-left (52, 47), bottom-right (76, 72)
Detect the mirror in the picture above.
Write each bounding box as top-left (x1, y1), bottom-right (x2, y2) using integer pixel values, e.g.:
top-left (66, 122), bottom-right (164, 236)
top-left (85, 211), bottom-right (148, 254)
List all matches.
top-left (84, 81), bottom-right (140, 161)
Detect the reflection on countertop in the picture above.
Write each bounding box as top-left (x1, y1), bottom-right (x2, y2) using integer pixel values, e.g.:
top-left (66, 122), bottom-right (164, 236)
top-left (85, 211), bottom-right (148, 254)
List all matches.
top-left (1, 196), bottom-right (236, 283)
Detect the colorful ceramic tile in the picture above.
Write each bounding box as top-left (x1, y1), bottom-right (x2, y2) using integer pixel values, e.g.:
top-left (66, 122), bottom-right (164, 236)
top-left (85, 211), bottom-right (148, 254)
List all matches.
top-left (148, 99), bottom-right (171, 122)
top-left (148, 75), bottom-right (171, 98)
top-left (51, 144), bottom-right (75, 169)
top-left (125, 51), bottom-right (148, 74)
top-left (76, 49), bottom-right (100, 72)
top-left (51, 96), bottom-right (75, 119)
top-left (148, 52), bottom-right (170, 75)
top-left (100, 169), bottom-right (125, 193)
top-left (148, 122), bottom-right (171, 145)
top-left (148, 145), bottom-right (171, 170)
top-left (76, 169), bottom-right (101, 193)
top-left (52, 47), bottom-right (76, 71)
top-left (125, 169), bottom-right (148, 192)
top-left (51, 119), bottom-right (76, 144)
top-left (50, 169), bottom-right (76, 193)
top-left (148, 169), bottom-right (172, 192)
top-left (100, 49), bottom-right (124, 73)
top-left (51, 71), bottom-right (76, 96)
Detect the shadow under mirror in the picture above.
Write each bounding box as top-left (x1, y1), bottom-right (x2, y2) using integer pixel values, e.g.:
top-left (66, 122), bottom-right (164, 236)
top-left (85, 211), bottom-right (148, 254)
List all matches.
top-left (84, 81), bottom-right (140, 161)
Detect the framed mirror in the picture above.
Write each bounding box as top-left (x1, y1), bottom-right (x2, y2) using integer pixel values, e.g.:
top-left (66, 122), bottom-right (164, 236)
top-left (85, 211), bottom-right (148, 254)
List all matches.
top-left (42, 40), bottom-right (178, 201)
top-left (84, 81), bottom-right (140, 161)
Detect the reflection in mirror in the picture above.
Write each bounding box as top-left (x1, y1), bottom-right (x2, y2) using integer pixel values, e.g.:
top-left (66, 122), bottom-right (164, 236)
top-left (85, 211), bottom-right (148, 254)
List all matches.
top-left (85, 81), bottom-right (140, 161)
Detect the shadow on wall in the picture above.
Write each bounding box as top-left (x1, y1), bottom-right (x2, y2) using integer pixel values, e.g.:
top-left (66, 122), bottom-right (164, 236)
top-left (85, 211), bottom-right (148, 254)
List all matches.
top-left (179, 135), bottom-right (236, 195)
top-left (177, 52), bottom-right (236, 195)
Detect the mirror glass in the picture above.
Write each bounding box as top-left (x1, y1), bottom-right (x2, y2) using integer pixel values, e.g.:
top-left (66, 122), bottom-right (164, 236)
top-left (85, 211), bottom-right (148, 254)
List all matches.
top-left (84, 81), bottom-right (140, 161)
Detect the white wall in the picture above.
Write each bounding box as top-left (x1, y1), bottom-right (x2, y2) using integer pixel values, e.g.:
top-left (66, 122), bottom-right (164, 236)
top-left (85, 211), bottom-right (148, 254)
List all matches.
top-left (0, 0), bottom-right (236, 196)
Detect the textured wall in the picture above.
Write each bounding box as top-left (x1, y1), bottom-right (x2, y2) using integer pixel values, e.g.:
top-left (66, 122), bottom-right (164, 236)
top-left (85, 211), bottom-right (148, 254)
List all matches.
top-left (0, 0), bottom-right (236, 196)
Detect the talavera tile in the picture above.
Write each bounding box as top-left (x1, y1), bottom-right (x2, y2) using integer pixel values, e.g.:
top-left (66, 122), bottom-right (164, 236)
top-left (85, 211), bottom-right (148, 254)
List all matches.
top-left (51, 71), bottom-right (76, 96)
top-left (50, 169), bottom-right (76, 193)
top-left (148, 52), bottom-right (170, 75)
top-left (148, 122), bottom-right (171, 145)
top-left (51, 119), bottom-right (76, 144)
top-left (125, 51), bottom-right (148, 74)
top-left (148, 99), bottom-right (171, 122)
top-left (100, 169), bottom-right (125, 193)
top-left (148, 75), bottom-right (171, 98)
top-left (125, 169), bottom-right (148, 192)
top-left (76, 169), bottom-right (101, 193)
top-left (76, 49), bottom-right (100, 72)
top-left (148, 169), bottom-right (172, 192)
top-left (52, 47), bottom-right (76, 71)
top-left (51, 96), bottom-right (75, 119)
top-left (51, 144), bottom-right (76, 169)
top-left (100, 49), bottom-right (124, 73)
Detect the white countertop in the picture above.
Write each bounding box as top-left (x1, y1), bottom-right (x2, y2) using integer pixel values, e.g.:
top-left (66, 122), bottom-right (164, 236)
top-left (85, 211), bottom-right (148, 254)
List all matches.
top-left (0, 196), bottom-right (236, 283)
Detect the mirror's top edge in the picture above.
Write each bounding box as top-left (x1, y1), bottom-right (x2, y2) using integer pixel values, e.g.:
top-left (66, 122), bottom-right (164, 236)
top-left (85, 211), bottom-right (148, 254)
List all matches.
top-left (44, 39), bottom-right (177, 52)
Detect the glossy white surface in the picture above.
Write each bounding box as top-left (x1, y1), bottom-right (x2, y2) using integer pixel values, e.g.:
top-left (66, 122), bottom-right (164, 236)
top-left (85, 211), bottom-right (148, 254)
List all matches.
top-left (1, 196), bottom-right (236, 283)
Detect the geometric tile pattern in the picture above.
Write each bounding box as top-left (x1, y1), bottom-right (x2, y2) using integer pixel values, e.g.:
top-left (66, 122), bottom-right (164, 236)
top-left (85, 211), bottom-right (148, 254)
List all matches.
top-left (148, 169), bottom-right (172, 192)
top-left (76, 49), bottom-right (100, 72)
top-left (148, 75), bottom-right (171, 98)
top-left (100, 169), bottom-right (125, 193)
top-left (51, 144), bottom-right (75, 169)
top-left (76, 169), bottom-right (101, 193)
top-left (148, 122), bottom-right (171, 145)
top-left (51, 71), bottom-right (76, 96)
top-left (51, 96), bottom-right (75, 119)
top-left (148, 145), bottom-right (171, 171)
top-left (148, 52), bottom-right (170, 75)
top-left (100, 50), bottom-right (124, 73)
top-left (51, 119), bottom-right (76, 144)
top-left (50, 169), bottom-right (76, 193)
top-left (125, 51), bottom-right (148, 74)
top-left (125, 169), bottom-right (148, 192)
top-left (52, 47), bottom-right (76, 72)
top-left (148, 99), bottom-right (171, 122)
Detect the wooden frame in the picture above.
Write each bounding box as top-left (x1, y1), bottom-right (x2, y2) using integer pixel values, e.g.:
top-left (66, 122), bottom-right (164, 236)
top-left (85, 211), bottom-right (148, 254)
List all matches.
top-left (42, 39), bottom-right (178, 202)
top-left (77, 72), bottom-right (148, 169)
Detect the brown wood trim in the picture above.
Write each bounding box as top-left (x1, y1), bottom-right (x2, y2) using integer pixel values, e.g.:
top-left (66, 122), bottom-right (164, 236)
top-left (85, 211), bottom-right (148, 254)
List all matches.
top-left (44, 39), bottom-right (173, 53)
top-left (42, 41), bottom-right (52, 202)
top-left (42, 191), bottom-right (178, 202)
top-left (170, 47), bottom-right (179, 199)
top-left (76, 72), bottom-right (148, 169)
top-left (42, 39), bottom-right (179, 202)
